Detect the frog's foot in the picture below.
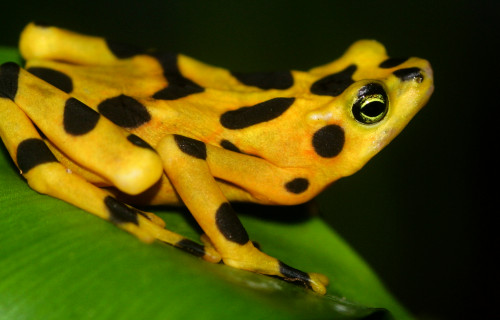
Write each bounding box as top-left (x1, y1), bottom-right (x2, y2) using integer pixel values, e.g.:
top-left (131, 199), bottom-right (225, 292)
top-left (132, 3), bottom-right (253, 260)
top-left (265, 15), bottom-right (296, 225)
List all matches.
top-left (221, 242), bottom-right (329, 294)
top-left (25, 159), bottom-right (222, 263)
top-left (30, 162), bottom-right (222, 263)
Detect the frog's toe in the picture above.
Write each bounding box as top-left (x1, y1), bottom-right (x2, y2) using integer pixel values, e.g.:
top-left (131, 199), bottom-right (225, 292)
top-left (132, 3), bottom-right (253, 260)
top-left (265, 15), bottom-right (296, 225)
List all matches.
top-left (309, 272), bottom-right (329, 294)
top-left (279, 261), bottom-right (328, 295)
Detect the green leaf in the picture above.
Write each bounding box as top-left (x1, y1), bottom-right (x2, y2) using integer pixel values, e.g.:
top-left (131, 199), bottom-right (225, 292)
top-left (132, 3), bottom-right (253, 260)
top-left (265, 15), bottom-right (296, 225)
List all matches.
top-left (0, 47), bottom-right (412, 320)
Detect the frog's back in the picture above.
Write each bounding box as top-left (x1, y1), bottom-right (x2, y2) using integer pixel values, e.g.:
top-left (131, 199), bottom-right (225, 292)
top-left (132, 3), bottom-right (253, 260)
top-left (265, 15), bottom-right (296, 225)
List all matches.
top-left (19, 22), bottom-right (433, 180)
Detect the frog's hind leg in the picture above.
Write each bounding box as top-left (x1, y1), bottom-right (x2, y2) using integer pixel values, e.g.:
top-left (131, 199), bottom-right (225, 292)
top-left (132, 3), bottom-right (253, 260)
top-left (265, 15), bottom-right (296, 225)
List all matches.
top-left (19, 22), bottom-right (143, 65)
top-left (0, 62), bottom-right (220, 263)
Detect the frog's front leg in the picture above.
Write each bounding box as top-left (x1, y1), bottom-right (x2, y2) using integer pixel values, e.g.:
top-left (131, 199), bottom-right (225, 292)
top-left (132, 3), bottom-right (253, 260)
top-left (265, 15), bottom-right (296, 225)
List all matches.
top-left (157, 135), bottom-right (328, 294)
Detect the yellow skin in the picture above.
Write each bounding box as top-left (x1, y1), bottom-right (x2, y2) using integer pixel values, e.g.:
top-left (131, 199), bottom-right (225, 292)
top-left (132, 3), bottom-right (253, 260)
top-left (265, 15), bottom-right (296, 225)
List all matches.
top-left (0, 23), bottom-right (433, 294)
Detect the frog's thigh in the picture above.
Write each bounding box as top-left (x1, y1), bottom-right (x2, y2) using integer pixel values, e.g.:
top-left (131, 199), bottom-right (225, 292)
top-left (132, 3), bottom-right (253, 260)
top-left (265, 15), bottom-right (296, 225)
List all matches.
top-left (4, 63), bottom-right (162, 195)
top-left (0, 68), bottom-right (220, 263)
top-left (157, 135), bottom-right (328, 294)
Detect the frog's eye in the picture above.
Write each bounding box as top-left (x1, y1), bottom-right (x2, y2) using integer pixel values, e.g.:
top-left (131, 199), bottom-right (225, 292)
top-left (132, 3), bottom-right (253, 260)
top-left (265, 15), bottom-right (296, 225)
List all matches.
top-left (352, 83), bottom-right (388, 125)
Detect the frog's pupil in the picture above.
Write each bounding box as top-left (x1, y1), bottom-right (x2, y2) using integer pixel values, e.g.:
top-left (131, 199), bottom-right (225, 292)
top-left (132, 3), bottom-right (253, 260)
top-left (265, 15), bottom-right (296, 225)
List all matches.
top-left (362, 100), bottom-right (385, 117)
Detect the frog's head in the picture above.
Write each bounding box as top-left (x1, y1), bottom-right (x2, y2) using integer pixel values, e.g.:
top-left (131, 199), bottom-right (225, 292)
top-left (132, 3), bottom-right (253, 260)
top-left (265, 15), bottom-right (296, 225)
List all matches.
top-left (306, 40), bottom-right (434, 178)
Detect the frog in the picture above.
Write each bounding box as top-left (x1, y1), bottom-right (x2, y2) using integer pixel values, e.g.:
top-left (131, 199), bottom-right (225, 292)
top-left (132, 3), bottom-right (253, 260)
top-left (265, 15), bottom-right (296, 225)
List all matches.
top-left (0, 22), bottom-right (433, 294)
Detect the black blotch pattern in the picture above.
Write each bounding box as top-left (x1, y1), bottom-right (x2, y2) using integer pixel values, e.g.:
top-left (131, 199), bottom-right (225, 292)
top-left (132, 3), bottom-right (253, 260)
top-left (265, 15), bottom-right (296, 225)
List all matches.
top-left (220, 97), bottom-right (295, 130)
top-left (63, 98), bottom-right (100, 135)
top-left (393, 67), bottom-right (424, 82)
top-left (105, 39), bottom-right (145, 59)
top-left (174, 135), bottom-right (207, 160)
top-left (220, 139), bottom-right (242, 153)
top-left (0, 62), bottom-right (20, 100)
top-left (310, 64), bottom-right (357, 97)
top-left (151, 53), bottom-right (204, 100)
top-left (312, 124), bottom-right (345, 158)
top-left (127, 134), bottom-right (155, 151)
top-left (27, 67), bottom-right (73, 93)
top-left (97, 94), bottom-right (151, 129)
top-left (230, 71), bottom-right (294, 90)
top-left (215, 202), bottom-right (249, 245)
top-left (220, 139), bottom-right (261, 158)
top-left (285, 178), bottom-right (310, 194)
top-left (379, 57), bottom-right (409, 69)
top-left (279, 261), bottom-right (312, 289)
top-left (175, 239), bottom-right (206, 258)
top-left (16, 138), bottom-right (57, 173)
top-left (104, 196), bottom-right (139, 225)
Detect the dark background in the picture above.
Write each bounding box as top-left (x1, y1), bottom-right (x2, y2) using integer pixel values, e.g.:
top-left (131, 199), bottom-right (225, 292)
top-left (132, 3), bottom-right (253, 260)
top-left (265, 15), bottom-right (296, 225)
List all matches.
top-left (1, 1), bottom-right (493, 319)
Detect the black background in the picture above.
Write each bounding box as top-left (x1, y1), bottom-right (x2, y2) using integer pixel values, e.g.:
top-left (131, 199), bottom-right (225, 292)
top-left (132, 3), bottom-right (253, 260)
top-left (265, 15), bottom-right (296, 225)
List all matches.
top-left (1, 1), bottom-right (494, 319)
